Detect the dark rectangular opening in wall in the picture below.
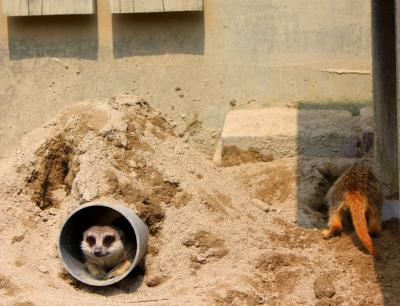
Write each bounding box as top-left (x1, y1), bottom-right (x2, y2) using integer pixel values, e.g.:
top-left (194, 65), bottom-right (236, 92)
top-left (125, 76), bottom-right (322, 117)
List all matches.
top-left (7, 15), bottom-right (98, 60)
top-left (112, 11), bottom-right (204, 58)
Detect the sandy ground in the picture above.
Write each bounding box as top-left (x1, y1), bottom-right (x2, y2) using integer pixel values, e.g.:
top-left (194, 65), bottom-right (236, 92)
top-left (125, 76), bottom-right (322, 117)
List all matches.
top-left (0, 96), bottom-right (399, 306)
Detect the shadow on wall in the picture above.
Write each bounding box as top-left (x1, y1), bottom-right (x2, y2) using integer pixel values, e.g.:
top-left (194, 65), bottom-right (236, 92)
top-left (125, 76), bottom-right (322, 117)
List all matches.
top-left (7, 15), bottom-right (98, 60)
top-left (112, 11), bottom-right (204, 58)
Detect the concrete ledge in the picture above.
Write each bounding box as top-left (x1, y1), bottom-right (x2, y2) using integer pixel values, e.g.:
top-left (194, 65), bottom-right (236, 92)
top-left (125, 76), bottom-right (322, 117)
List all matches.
top-left (213, 108), bottom-right (373, 166)
top-left (2, 0), bottom-right (96, 16)
top-left (109, 0), bottom-right (203, 13)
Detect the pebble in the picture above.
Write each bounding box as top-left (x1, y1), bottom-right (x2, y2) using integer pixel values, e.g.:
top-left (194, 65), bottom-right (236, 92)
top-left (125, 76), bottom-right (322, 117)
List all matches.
top-left (314, 274), bottom-right (336, 299)
top-left (11, 232), bottom-right (25, 244)
top-left (38, 265), bottom-right (49, 274)
top-left (39, 211), bottom-right (49, 222)
top-left (196, 255), bottom-right (207, 264)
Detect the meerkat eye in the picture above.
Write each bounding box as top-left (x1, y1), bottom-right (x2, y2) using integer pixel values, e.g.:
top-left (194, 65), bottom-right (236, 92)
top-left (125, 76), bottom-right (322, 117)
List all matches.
top-left (103, 235), bottom-right (115, 247)
top-left (86, 236), bottom-right (96, 246)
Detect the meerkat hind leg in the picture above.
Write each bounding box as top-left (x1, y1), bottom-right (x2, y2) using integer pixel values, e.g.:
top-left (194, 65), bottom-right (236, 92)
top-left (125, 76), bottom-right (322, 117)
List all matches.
top-left (105, 259), bottom-right (132, 280)
top-left (323, 204), bottom-right (345, 239)
top-left (86, 262), bottom-right (106, 280)
top-left (367, 209), bottom-right (382, 238)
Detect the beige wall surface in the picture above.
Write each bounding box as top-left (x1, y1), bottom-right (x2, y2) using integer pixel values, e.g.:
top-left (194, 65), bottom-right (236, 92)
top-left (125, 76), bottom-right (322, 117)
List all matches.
top-left (0, 0), bottom-right (372, 157)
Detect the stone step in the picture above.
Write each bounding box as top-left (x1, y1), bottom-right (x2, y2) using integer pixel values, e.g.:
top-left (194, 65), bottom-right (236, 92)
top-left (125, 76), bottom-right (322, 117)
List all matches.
top-left (213, 107), bottom-right (373, 166)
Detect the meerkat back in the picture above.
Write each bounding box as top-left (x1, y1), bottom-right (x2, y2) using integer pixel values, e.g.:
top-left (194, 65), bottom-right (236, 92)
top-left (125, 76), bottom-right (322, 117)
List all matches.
top-left (323, 163), bottom-right (383, 256)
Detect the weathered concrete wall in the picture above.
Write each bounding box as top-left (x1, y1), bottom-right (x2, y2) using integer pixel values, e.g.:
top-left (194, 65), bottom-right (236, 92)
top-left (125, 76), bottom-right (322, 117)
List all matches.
top-left (0, 0), bottom-right (372, 157)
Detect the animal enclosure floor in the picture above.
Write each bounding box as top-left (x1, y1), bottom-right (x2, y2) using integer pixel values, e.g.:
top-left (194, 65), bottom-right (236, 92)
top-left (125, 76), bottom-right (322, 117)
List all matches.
top-left (0, 96), bottom-right (398, 306)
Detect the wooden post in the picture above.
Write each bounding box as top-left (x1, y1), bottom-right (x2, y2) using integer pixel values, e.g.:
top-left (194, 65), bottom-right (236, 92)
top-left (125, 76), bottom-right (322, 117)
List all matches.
top-left (371, 0), bottom-right (398, 195)
top-left (396, 0), bottom-right (400, 196)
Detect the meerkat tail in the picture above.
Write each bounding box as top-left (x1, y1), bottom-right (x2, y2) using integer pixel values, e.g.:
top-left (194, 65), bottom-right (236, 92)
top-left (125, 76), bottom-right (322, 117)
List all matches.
top-left (344, 191), bottom-right (376, 256)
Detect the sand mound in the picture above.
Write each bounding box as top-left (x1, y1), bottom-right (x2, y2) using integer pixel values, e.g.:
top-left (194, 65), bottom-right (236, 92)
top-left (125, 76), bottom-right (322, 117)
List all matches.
top-left (0, 96), bottom-right (399, 306)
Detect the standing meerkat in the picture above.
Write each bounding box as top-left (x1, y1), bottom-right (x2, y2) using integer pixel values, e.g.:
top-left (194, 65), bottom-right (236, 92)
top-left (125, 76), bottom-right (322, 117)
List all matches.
top-left (81, 225), bottom-right (134, 280)
top-left (322, 163), bottom-right (383, 256)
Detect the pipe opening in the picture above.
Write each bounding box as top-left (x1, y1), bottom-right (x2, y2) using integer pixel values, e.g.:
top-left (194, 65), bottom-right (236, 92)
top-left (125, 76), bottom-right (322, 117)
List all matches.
top-left (59, 203), bottom-right (148, 286)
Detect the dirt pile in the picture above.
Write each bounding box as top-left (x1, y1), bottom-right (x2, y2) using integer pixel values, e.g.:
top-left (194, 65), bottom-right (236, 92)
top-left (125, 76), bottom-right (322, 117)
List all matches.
top-left (0, 96), bottom-right (399, 306)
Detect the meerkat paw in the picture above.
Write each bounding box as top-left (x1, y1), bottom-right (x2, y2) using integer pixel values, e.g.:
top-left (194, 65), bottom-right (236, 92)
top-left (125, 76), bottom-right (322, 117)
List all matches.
top-left (86, 263), bottom-right (106, 280)
top-left (94, 272), bottom-right (107, 280)
top-left (322, 229), bottom-right (332, 239)
top-left (104, 270), bottom-right (117, 280)
top-left (90, 269), bottom-right (106, 279)
top-left (368, 223), bottom-right (382, 238)
top-left (369, 230), bottom-right (381, 238)
top-left (322, 223), bottom-right (342, 239)
top-left (104, 272), bottom-right (117, 280)
top-left (322, 228), bottom-right (341, 239)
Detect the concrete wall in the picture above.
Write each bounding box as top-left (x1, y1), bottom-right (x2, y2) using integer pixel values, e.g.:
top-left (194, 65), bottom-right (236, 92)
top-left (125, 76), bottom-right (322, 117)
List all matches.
top-left (0, 0), bottom-right (372, 157)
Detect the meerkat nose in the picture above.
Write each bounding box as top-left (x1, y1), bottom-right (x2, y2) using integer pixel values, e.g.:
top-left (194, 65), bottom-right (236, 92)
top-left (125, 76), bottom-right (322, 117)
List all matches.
top-left (94, 248), bottom-right (102, 257)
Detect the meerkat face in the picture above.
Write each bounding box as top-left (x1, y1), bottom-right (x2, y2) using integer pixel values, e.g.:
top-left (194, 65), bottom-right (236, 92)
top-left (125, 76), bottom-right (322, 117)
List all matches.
top-left (81, 226), bottom-right (125, 258)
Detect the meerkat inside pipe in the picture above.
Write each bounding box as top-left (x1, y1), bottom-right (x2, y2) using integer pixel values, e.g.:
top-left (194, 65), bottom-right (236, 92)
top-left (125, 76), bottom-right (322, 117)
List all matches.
top-left (58, 203), bottom-right (149, 286)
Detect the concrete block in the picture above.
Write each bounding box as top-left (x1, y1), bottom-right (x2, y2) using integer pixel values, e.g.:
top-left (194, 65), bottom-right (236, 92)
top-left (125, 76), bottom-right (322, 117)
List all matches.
top-left (213, 108), bottom-right (369, 166)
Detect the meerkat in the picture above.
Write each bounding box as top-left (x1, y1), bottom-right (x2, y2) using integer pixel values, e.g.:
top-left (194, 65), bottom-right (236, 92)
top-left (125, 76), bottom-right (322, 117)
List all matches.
top-left (81, 225), bottom-right (133, 280)
top-left (322, 163), bottom-right (383, 256)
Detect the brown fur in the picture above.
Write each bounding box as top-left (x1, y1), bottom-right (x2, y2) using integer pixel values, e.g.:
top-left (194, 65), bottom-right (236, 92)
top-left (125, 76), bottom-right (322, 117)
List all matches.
top-left (322, 163), bottom-right (383, 256)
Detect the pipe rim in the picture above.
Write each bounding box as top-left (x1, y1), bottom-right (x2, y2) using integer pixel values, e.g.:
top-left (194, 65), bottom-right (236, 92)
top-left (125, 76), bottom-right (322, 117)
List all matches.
top-left (58, 202), bottom-right (144, 286)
